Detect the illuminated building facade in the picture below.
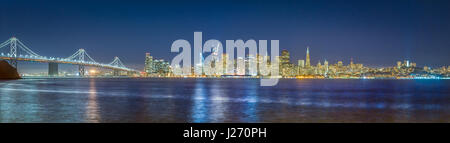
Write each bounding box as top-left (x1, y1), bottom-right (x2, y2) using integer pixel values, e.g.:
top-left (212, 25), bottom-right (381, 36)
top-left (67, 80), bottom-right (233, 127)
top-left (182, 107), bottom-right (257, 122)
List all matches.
top-left (143, 48), bottom-right (449, 79)
top-left (145, 52), bottom-right (170, 77)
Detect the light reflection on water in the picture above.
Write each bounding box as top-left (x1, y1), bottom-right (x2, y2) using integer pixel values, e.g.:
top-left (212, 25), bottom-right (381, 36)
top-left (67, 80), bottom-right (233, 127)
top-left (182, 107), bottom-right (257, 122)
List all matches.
top-left (86, 79), bottom-right (100, 123)
top-left (192, 80), bottom-right (207, 123)
top-left (0, 78), bottom-right (449, 123)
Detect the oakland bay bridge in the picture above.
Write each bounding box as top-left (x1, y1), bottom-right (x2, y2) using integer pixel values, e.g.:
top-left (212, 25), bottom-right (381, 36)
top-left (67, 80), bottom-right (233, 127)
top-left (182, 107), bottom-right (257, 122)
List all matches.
top-left (0, 37), bottom-right (139, 76)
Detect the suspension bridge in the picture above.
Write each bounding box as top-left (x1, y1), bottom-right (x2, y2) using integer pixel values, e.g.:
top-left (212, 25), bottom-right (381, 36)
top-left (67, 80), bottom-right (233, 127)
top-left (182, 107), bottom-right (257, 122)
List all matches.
top-left (0, 37), bottom-right (139, 76)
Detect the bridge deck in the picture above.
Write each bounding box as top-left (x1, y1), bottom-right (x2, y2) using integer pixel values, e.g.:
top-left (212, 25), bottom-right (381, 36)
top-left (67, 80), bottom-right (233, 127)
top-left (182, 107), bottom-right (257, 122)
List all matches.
top-left (0, 56), bottom-right (137, 72)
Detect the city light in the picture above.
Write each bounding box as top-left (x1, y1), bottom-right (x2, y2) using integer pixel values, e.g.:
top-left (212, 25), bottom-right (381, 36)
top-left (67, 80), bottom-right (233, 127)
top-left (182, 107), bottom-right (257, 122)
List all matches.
top-left (143, 47), bottom-right (450, 79)
top-left (89, 69), bottom-right (97, 74)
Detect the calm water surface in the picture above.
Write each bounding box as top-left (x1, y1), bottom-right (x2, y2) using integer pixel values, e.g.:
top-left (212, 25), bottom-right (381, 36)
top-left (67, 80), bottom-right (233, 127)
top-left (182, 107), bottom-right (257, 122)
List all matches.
top-left (0, 78), bottom-right (449, 122)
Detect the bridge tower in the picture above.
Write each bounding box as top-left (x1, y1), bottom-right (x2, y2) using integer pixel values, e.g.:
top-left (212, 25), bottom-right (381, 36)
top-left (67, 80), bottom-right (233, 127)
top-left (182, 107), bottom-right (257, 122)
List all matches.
top-left (79, 65), bottom-right (85, 76)
top-left (78, 49), bottom-right (86, 76)
top-left (0, 37), bottom-right (40, 68)
top-left (109, 56), bottom-right (127, 77)
top-left (67, 49), bottom-right (96, 77)
top-left (9, 37), bottom-right (18, 68)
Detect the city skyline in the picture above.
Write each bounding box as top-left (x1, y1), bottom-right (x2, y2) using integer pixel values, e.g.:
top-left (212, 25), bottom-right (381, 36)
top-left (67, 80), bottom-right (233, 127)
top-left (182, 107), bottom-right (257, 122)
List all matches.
top-left (5, 41), bottom-right (449, 75)
top-left (133, 42), bottom-right (449, 79)
top-left (1, 0), bottom-right (450, 71)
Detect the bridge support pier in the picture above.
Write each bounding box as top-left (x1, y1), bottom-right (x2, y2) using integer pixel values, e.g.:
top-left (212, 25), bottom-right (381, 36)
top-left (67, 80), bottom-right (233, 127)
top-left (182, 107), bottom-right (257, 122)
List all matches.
top-left (113, 70), bottom-right (119, 76)
top-left (79, 65), bottom-right (85, 77)
top-left (48, 62), bottom-right (58, 77)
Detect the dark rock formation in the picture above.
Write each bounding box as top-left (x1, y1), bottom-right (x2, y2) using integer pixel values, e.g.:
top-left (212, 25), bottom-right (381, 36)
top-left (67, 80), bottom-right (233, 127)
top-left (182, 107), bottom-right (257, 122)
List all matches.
top-left (0, 60), bottom-right (20, 79)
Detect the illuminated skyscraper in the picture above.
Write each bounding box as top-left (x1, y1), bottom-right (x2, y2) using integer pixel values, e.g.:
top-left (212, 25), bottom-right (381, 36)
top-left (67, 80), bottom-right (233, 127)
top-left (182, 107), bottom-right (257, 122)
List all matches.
top-left (305, 47), bottom-right (310, 68)
top-left (338, 61), bottom-right (343, 67)
top-left (145, 52), bottom-right (170, 77)
top-left (257, 54), bottom-right (270, 76)
top-left (236, 57), bottom-right (245, 75)
top-left (281, 49), bottom-right (290, 65)
top-left (195, 52), bottom-right (204, 75)
top-left (222, 53), bottom-right (228, 75)
top-left (247, 55), bottom-right (257, 76)
top-left (280, 49), bottom-right (291, 77)
top-left (145, 53), bottom-right (153, 74)
top-left (298, 60), bottom-right (305, 68)
top-left (350, 58), bottom-right (354, 68)
top-left (153, 59), bottom-right (170, 76)
top-left (397, 61), bottom-right (402, 69)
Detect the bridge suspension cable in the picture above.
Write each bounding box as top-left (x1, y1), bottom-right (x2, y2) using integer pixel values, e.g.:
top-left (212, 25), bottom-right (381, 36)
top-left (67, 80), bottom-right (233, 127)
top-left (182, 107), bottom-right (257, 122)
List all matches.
top-left (0, 37), bottom-right (41, 57)
top-left (66, 49), bottom-right (97, 63)
top-left (109, 56), bottom-right (127, 68)
top-left (1, 37), bottom-right (139, 74)
top-left (0, 39), bottom-right (11, 49)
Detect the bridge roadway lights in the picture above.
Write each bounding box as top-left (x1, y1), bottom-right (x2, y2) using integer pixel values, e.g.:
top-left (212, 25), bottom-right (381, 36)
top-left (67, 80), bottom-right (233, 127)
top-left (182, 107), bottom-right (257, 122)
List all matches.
top-left (48, 62), bottom-right (58, 77)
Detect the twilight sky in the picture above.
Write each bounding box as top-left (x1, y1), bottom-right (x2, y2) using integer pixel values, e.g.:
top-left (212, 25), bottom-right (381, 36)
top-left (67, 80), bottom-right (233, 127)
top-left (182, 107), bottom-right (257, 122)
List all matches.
top-left (1, 0), bottom-right (449, 72)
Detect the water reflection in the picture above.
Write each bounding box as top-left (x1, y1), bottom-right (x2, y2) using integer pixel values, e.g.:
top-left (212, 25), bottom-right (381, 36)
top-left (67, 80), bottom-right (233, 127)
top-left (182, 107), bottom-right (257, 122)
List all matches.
top-left (85, 79), bottom-right (101, 122)
top-left (0, 81), bottom-right (40, 122)
top-left (0, 82), bottom-right (16, 122)
top-left (209, 80), bottom-right (228, 122)
top-left (191, 79), bottom-right (208, 123)
top-left (0, 78), bottom-right (449, 122)
top-left (242, 80), bottom-right (259, 122)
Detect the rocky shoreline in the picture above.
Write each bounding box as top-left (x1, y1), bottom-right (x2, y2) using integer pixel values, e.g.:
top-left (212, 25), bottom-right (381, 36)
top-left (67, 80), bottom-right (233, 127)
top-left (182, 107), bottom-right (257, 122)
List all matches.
top-left (0, 60), bottom-right (21, 79)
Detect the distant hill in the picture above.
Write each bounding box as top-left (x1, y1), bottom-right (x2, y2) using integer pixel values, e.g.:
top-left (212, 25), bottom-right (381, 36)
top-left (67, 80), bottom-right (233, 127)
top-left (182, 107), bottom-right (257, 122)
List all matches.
top-left (0, 60), bottom-right (20, 79)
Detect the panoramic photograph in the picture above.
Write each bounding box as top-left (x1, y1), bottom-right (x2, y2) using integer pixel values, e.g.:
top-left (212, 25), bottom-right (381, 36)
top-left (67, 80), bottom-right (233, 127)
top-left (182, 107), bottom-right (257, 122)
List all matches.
top-left (1, 0), bottom-right (449, 125)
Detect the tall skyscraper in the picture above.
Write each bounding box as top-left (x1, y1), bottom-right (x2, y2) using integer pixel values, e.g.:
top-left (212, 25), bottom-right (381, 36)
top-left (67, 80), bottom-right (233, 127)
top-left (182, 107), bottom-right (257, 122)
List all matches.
top-left (236, 57), bottom-right (245, 75)
top-left (324, 60), bottom-right (329, 76)
top-left (195, 53), bottom-right (204, 75)
top-left (350, 58), bottom-right (354, 68)
top-left (305, 46), bottom-right (310, 68)
top-left (397, 61), bottom-right (402, 69)
top-left (145, 53), bottom-right (153, 74)
top-left (298, 60), bottom-right (305, 68)
top-left (153, 59), bottom-right (170, 76)
top-left (281, 49), bottom-right (290, 65)
top-left (280, 49), bottom-right (291, 77)
top-left (247, 55), bottom-right (257, 76)
top-left (223, 53), bottom-right (228, 74)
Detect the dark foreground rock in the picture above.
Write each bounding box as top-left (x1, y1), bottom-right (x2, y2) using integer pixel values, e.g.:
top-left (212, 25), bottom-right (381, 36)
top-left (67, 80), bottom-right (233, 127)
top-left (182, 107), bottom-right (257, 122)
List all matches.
top-left (0, 60), bottom-right (20, 79)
